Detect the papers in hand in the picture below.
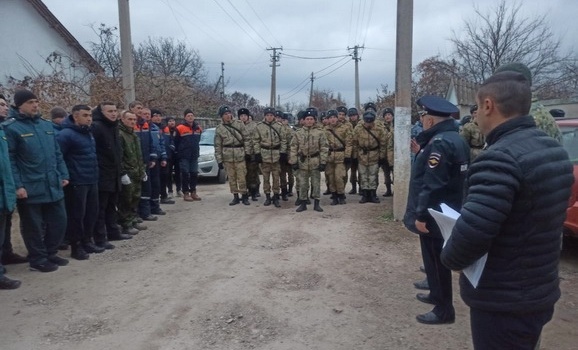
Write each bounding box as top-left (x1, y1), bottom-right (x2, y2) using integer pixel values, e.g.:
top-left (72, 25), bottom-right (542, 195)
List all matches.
top-left (428, 204), bottom-right (487, 288)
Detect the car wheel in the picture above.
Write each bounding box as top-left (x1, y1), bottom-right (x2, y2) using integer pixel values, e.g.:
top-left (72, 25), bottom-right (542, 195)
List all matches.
top-left (217, 169), bottom-right (227, 184)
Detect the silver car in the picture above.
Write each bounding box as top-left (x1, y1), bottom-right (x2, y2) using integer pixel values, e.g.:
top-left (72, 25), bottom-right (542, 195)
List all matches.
top-left (198, 127), bottom-right (227, 183)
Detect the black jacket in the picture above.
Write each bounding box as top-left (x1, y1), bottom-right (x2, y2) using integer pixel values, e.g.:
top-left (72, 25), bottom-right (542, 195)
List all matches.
top-left (441, 116), bottom-right (573, 313)
top-left (404, 119), bottom-right (470, 239)
top-left (91, 109), bottom-right (122, 192)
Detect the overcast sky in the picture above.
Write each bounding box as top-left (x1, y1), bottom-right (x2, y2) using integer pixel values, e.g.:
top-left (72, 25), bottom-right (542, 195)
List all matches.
top-left (43, 0), bottom-right (577, 107)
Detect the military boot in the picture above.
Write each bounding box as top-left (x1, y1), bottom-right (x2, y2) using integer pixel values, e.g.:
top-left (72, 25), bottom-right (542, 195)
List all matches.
top-left (295, 191), bottom-right (301, 206)
top-left (287, 184), bottom-right (294, 197)
top-left (281, 188), bottom-right (288, 201)
top-left (70, 243), bottom-right (89, 261)
top-left (323, 187), bottom-right (331, 195)
top-left (359, 190), bottom-right (368, 204)
top-left (313, 199), bottom-right (324, 212)
top-left (296, 201), bottom-right (307, 212)
top-left (348, 182), bottom-right (357, 195)
top-left (264, 193), bottom-right (272, 206)
top-left (383, 184), bottom-right (393, 197)
top-left (370, 190), bottom-right (381, 203)
top-left (229, 194), bottom-right (241, 206)
top-left (330, 192), bottom-right (339, 206)
top-left (251, 188), bottom-right (258, 201)
top-left (242, 193), bottom-right (250, 205)
top-left (273, 194), bottom-right (281, 208)
top-left (338, 193), bottom-right (347, 205)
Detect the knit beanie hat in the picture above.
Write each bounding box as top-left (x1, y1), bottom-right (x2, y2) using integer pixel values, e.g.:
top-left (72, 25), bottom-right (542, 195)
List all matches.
top-left (14, 89), bottom-right (37, 107)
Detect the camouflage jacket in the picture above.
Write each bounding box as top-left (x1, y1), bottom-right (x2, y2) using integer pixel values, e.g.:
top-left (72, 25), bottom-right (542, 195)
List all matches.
top-left (531, 99), bottom-right (562, 143)
top-left (352, 122), bottom-right (387, 166)
top-left (290, 126), bottom-right (329, 170)
top-left (119, 122), bottom-right (145, 179)
top-left (325, 122), bottom-right (352, 163)
top-left (460, 120), bottom-right (485, 161)
top-left (242, 120), bottom-right (257, 155)
top-left (215, 120), bottom-right (251, 163)
top-left (254, 121), bottom-right (286, 163)
top-left (281, 123), bottom-right (293, 156)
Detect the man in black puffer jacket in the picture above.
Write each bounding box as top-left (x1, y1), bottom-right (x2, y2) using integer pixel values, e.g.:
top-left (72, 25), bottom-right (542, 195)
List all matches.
top-left (441, 71), bottom-right (574, 349)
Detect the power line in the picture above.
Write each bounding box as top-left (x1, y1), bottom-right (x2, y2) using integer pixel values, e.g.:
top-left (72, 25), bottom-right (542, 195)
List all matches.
top-left (211, 0), bottom-right (265, 49)
top-left (279, 56), bottom-right (350, 98)
top-left (317, 59), bottom-right (351, 80)
top-left (361, 0), bottom-right (376, 46)
top-left (225, 0), bottom-right (272, 48)
top-left (281, 53), bottom-right (350, 60)
top-left (243, 0), bottom-right (282, 48)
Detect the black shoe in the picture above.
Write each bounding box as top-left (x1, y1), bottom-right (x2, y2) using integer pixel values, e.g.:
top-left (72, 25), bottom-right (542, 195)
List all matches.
top-left (263, 194), bottom-right (272, 206)
top-left (241, 194), bottom-right (250, 205)
top-left (1, 252), bottom-right (28, 265)
top-left (30, 261), bottom-right (59, 272)
top-left (229, 194), bottom-right (241, 206)
top-left (281, 192), bottom-right (288, 201)
top-left (313, 199), bottom-right (323, 212)
top-left (287, 191), bottom-right (293, 197)
top-left (348, 184), bottom-right (357, 195)
top-left (83, 242), bottom-right (105, 254)
top-left (109, 232), bottom-right (134, 240)
top-left (323, 189), bottom-right (331, 195)
top-left (255, 192), bottom-right (261, 198)
top-left (58, 243), bottom-right (69, 250)
top-left (330, 193), bottom-right (339, 206)
top-left (370, 190), bottom-right (380, 203)
top-left (383, 190), bottom-right (393, 197)
top-left (338, 194), bottom-right (346, 205)
top-left (359, 190), bottom-right (368, 203)
top-left (136, 218), bottom-right (144, 223)
top-left (48, 255), bottom-right (69, 266)
top-left (151, 209), bottom-right (166, 215)
top-left (133, 223), bottom-right (147, 231)
top-left (142, 215), bottom-right (158, 221)
top-left (0, 276), bottom-right (21, 290)
top-left (160, 198), bottom-right (176, 204)
top-left (416, 293), bottom-right (435, 305)
top-left (273, 194), bottom-right (281, 208)
top-left (306, 199), bottom-right (311, 205)
top-left (414, 279), bottom-right (429, 290)
top-left (416, 311), bottom-right (455, 325)
top-left (71, 245), bottom-right (90, 260)
top-left (296, 202), bottom-right (307, 212)
top-left (96, 241), bottom-right (115, 250)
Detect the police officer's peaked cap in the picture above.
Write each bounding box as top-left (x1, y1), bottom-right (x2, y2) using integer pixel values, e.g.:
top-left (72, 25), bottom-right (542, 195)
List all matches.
top-left (416, 95), bottom-right (458, 117)
top-left (382, 107), bottom-right (394, 117)
top-left (263, 107), bottom-right (276, 116)
top-left (470, 104), bottom-right (478, 114)
top-left (363, 111), bottom-right (376, 123)
top-left (347, 107), bottom-right (359, 116)
top-left (326, 109), bottom-right (338, 117)
top-left (364, 102), bottom-right (377, 112)
top-left (336, 106), bottom-right (347, 114)
top-left (494, 62), bottom-right (532, 86)
top-left (218, 105), bottom-right (231, 117)
top-left (550, 108), bottom-right (565, 118)
top-left (237, 108), bottom-right (250, 117)
top-left (275, 110), bottom-right (284, 118)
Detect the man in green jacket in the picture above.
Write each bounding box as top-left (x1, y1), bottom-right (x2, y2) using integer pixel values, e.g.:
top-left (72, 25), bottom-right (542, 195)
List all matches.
top-left (3, 90), bottom-right (70, 273)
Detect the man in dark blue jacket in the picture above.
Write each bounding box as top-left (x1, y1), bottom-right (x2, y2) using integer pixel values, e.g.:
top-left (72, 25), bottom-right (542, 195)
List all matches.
top-left (441, 71), bottom-right (573, 349)
top-left (403, 95), bottom-right (470, 325)
top-left (3, 90), bottom-right (70, 272)
top-left (57, 105), bottom-right (103, 260)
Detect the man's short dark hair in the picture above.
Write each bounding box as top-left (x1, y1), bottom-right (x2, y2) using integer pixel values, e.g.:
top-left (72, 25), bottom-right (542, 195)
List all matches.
top-left (128, 100), bottom-right (143, 109)
top-left (99, 101), bottom-right (116, 108)
top-left (477, 72), bottom-right (531, 118)
top-left (0, 94), bottom-right (6, 100)
top-left (71, 104), bottom-right (91, 113)
top-left (50, 106), bottom-right (68, 120)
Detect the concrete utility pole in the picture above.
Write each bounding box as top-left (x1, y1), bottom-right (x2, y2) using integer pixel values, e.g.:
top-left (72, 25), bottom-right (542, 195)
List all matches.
top-left (348, 45), bottom-right (363, 110)
top-left (118, 0), bottom-right (135, 108)
top-left (267, 47), bottom-right (282, 107)
top-left (220, 62), bottom-right (225, 99)
top-left (309, 72), bottom-right (315, 106)
top-left (393, 0), bottom-right (413, 220)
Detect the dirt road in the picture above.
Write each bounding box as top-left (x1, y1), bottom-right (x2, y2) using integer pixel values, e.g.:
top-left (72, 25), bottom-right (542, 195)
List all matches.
top-left (1, 180), bottom-right (577, 350)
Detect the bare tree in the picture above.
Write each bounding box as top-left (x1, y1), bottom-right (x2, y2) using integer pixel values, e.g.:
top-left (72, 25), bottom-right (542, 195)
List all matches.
top-left (310, 89), bottom-right (347, 111)
top-left (451, 0), bottom-right (573, 97)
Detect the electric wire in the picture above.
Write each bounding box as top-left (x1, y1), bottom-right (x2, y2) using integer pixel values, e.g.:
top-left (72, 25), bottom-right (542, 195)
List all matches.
top-left (243, 0), bottom-right (282, 48)
top-left (211, 0), bottom-right (266, 49)
top-left (225, 0), bottom-right (272, 48)
top-left (281, 53), bottom-right (350, 60)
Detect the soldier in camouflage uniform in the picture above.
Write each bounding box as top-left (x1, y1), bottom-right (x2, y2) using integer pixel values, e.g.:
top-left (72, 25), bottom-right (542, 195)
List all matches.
top-left (293, 111), bottom-right (306, 205)
top-left (325, 109), bottom-right (352, 205)
top-left (238, 108), bottom-right (260, 201)
top-left (290, 109), bottom-right (329, 212)
top-left (279, 112), bottom-right (294, 201)
top-left (460, 105), bottom-right (485, 161)
top-left (346, 107), bottom-right (361, 194)
top-left (494, 62), bottom-right (562, 143)
top-left (381, 108), bottom-right (395, 197)
top-left (254, 107), bottom-right (287, 208)
top-left (352, 111), bottom-right (387, 204)
top-left (214, 105), bottom-right (252, 206)
top-left (118, 111), bottom-right (146, 234)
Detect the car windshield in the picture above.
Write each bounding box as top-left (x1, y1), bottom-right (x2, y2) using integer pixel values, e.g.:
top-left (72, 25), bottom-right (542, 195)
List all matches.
top-left (199, 128), bottom-right (215, 146)
top-left (559, 126), bottom-right (578, 164)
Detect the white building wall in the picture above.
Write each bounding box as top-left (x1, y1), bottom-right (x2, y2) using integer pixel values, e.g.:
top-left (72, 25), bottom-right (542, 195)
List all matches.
top-left (0, 0), bottom-right (91, 84)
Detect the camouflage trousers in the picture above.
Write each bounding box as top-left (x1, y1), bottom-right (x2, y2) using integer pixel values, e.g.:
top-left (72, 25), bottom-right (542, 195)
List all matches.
top-left (260, 162), bottom-right (280, 194)
top-left (118, 180), bottom-right (141, 229)
top-left (224, 161), bottom-right (247, 194)
top-left (358, 163), bottom-right (380, 190)
top-left (326, 161), bottom-right (346, 194)
top-left (245, 160), bottom-right (261, 192)
top-left (298, 168), bottom-right (321, 200)
top-left (279, 162), bottom-right (294, 189)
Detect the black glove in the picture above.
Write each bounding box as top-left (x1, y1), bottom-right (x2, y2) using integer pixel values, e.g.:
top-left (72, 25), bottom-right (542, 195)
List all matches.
top-left (318, 164), bottom-right (326, 172)
top-left (344, 157), bottom-right (352, 165)
top-left (218, 163), bottom-right (224, 170)
top-left (351, 158), bottom-right (359, 167)
top-left (279, 153), bottom-right (288, 164)
top-left (292, 163), bottom-right (299, 171)
top-left (254, 153), bottom-right (263, 163)
top-left (378, 158), bottom-right (386, 167)
top-left (244, 154), bottom-right (252, 163)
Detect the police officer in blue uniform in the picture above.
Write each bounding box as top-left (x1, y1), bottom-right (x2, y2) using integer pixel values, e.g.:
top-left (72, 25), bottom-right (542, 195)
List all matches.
top-left (403, 95), bottom-right (470, 325)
